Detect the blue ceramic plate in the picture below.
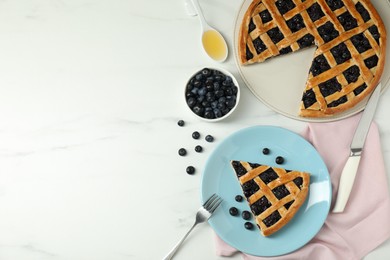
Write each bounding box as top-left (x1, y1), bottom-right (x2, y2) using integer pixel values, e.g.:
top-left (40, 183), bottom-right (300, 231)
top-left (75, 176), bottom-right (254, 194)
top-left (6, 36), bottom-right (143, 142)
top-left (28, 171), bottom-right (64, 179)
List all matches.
top-left (201, 126), bottom-right (331, 257)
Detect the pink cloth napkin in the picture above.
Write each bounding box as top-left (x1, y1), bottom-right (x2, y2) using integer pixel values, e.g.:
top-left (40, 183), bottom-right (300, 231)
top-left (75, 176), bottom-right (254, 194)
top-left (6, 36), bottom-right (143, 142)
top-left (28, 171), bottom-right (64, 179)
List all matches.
top-left (215, 113), bottom-right (390, 260)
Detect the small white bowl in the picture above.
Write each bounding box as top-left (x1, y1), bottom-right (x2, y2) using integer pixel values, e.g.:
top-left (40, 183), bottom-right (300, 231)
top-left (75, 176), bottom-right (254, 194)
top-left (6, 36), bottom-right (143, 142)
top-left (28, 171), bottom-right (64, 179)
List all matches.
top-left (184, 67), bottom-right (240, 122)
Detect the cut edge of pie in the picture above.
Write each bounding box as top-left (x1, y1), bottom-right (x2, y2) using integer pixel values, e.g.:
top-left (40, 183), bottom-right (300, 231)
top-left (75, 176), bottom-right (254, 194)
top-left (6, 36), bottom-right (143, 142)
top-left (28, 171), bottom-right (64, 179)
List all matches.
top-left (238, 0), bottom-right (387, 118)
top-left (230, 160), bottom-right (310, 236)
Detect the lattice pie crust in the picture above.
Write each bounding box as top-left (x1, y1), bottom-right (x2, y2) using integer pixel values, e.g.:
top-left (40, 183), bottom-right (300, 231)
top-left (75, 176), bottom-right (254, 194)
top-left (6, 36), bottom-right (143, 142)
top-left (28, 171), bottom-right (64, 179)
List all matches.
top-left (231, 160), bottom-right (310, 236)
top-left (238, 0), bottom-right (386, 117)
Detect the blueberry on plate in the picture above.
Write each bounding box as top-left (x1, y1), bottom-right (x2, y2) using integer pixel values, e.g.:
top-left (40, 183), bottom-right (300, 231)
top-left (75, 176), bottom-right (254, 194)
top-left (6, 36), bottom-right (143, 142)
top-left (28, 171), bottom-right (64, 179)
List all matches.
top-left (244, 222), bottom-right (254, 230)
top-left (262, 148), bottom-right (270, 155)
top-left (275, 156), bottom-right (285, 164)
top-left (242, 210), bottom-right (252, 220)
top-left (235, 195), bottom-right (243, 202)
top-left (229, 207), bottom-right (239, 216)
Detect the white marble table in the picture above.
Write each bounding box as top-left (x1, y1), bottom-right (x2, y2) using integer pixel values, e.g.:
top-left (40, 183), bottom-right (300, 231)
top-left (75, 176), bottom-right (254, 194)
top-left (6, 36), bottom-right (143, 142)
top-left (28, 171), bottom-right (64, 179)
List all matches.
top-left (0, 0), bottom-right (389, 259)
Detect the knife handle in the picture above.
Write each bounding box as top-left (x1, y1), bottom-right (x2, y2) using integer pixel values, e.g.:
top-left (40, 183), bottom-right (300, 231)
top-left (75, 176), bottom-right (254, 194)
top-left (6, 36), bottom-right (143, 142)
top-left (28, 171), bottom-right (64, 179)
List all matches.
top-left (332, 156), bottom-right (361, 213)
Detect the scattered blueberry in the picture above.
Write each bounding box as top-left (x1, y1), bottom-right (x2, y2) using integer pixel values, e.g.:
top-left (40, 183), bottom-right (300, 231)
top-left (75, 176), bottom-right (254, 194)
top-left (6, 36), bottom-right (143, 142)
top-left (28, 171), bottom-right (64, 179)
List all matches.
top-left (177, 120), bottom-right (185, 127)
top-left (205, 135), bottom-right (214, 142)
top-left (195, 145), bottom-right (203, 153)
top-left (186, 166), bottom-right (195, 175)
top-left (242, 210), bottom-right (252, 220)
top-left (262, 148), bottom-right (270, 155)
top-left (235, 195), bottom-right (243, 202)
top-left (192, 131), bottom-right (200, 139)
top-left (178, 148), bottom-right (187, 156)
top-left (244, 222), bottom-right (254, 230)
top-left (229, 207), bottom-right (239, 216)
top-left (275, 156), bottom-right (285, 164)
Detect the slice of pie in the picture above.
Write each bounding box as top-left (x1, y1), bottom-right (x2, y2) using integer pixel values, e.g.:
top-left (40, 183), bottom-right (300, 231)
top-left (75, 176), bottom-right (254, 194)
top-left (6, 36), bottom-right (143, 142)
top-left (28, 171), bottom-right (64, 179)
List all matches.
top-left (231, 160), bottom-right (310, 236)
top-left (238, 0), bottom-right (386, 118)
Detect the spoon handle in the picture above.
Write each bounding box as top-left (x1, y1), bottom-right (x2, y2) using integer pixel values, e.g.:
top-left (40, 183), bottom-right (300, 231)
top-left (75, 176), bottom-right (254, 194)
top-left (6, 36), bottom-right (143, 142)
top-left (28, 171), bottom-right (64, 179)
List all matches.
top-left (190, 0), bottom-right (210, 30)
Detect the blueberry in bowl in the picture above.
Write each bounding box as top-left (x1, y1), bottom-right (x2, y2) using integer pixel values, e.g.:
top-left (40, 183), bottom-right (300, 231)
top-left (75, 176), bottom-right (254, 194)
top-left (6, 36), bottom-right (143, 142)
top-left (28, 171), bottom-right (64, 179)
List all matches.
top-left (185, 68), bottom-right (240, 122)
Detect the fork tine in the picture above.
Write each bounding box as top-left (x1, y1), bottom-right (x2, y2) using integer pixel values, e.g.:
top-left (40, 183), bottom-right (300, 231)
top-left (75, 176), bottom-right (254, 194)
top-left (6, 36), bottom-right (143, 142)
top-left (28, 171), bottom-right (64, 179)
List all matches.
top-left (203, 193), bottom-right (217, 208)
top-left (205, 195), bottom-right (221, 210)
top-left (209, 198), bottom-right (222, 213)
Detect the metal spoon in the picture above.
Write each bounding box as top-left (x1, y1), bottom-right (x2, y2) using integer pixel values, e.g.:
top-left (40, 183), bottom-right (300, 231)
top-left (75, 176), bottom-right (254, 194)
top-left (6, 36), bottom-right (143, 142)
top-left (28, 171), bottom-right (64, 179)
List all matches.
top-left (190, 0), bottom-right (228, 62)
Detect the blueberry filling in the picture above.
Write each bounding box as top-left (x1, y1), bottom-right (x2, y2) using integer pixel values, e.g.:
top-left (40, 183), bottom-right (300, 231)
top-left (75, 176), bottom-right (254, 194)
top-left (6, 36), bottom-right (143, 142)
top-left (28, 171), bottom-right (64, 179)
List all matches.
top-left (263, 211), bottom-right (281, 227)
top-left (267, 27), bottom-right (284, 44)
top-left (250, 196), bottom-right (272, 215)
top-left (249, 162), bottom-right (261, 169)
top-left (310, 54), bottom-right (331, 76)
top-left (337, 12), bottom-right (358, 31)
top-left (297, 34), bottom-right (315, 48)
top-left (325, 0), bottom-right (344, 11)
top-left (259, 168), bottom-right (279, 184)
top-left (284, 200), bottom-right (294, 210)
top-left (242, 179), bottom-right (260, 198)
top-left (260, 9), bottom-right (273, 24)
top-left (368, 25), bottom-right (380, 44)
top-left (232, 161), bottom-right (248, 177)
top-left (287, 14), bottom-right (305, 33)
top-left (246, 45), bottom-right (254, 60)
top-left (307, 3), bottom-right (325, 22)
top-left (293, 177), bottom-right (303, 188)
top-left (302, 89), bottom-right (317, 108)
top-left (355, 2), bottom-right (371, 22)
top-left (353, 83), bottom-right (367, 96)
top-left (319, 77), bottom-right (342, 97)
top-left (330, 43), bottom-right (351, 64)
top-left (248, 19), bottom-right (256, 33)
top-left (328, 96), bottom-right (348, 107)
top-left (253, 37), bottom-right (267, 54)
top-left (279, 46), bottom-right (293, 55)
top-left (351, 33), bottom-right (372, 53)
top-left (272, 185), bottom-right (290, 200)
top-left (318, 22), bottom-right (340, 43)
top-left (343, 65), bottom-right (360, 83)
top-left (364, 55), bottom-right (379, 69)
top-left (275, 0), bottom-right (296, 15)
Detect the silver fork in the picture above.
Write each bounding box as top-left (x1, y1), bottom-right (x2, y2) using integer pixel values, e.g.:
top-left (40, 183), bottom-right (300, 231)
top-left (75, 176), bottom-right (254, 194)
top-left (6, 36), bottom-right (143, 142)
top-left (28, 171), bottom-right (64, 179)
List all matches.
top-left (162, 193), bottom-right (223, 260)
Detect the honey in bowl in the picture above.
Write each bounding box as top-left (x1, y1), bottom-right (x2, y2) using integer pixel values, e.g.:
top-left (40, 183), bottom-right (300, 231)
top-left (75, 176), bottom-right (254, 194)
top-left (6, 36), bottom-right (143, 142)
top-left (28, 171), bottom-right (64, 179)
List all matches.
top-left (202, 30), bottom-right (228, 62)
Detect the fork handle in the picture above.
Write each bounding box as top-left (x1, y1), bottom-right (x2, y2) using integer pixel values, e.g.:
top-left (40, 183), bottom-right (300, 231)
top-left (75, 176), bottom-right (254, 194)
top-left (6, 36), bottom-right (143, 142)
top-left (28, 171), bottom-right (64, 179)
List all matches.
top-left (162, 222), bottom-right (198, 260)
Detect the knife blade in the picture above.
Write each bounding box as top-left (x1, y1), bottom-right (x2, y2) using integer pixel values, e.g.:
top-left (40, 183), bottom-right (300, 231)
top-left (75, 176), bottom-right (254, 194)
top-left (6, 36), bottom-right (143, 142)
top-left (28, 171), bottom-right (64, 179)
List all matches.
top-left (332, 83), bottom-right (382, 213)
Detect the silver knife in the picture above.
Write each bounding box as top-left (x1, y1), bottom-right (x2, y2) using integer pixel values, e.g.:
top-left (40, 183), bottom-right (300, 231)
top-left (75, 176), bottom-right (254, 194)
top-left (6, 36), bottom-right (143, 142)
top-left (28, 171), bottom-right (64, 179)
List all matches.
top-left (332, 83), bottom-right (382, 213)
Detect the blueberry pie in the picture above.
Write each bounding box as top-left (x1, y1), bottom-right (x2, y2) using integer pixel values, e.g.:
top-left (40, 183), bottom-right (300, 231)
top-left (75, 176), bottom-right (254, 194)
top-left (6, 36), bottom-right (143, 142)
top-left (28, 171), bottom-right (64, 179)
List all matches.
top-left (238, 0), bottom-right (386, 117)
top-left (231, 160), bottom-right (310, 236)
